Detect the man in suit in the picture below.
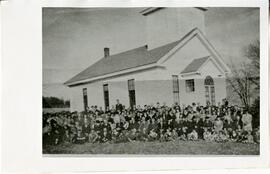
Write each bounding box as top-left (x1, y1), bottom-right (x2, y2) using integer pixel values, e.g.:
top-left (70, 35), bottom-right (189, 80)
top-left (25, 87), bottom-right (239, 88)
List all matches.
top-left (115, 99), bottom-right (123, 112)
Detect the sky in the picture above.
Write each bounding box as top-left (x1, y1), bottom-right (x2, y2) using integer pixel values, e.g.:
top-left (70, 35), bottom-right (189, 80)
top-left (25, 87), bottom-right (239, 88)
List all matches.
top-left (42, 7), bottom-right (259, 100)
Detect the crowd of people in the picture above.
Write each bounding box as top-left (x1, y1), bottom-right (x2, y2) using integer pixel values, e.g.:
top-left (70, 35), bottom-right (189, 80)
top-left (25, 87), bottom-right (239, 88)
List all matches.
top-left (43, 99), bottom-right (259, 146)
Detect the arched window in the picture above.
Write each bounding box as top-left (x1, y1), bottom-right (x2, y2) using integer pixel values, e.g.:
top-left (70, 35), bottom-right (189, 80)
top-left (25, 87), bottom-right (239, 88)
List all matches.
top-left (204, 76), bottom-right (214, 86)
top-left (204, 76), bottom-right (215, 105)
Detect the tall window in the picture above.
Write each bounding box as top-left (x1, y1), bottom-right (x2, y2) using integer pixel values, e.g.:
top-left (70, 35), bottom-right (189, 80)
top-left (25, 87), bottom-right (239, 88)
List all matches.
top-left (185, 79), bottom-right (195, 92)
top-left (128, 79), bottom-right (136, 109)
top-left (103, 84), bottom-right (110, 111)
top-left (172, 75), bottom-right (180, 104)
top-left (82, 88), bottom-right (88, 111)
top-left (204, 76), bottom-right (215, 105)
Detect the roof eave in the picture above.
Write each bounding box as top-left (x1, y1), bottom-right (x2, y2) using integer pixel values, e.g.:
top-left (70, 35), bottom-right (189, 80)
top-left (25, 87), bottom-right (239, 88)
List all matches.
top-left (65, 63), bottom-right (161, 87)
top-left (140, 7), bottom-right (208, 16)
top-left (180, 71), bottom-right (201, 77)
top-left (140, 7), bottom-right (165, 16)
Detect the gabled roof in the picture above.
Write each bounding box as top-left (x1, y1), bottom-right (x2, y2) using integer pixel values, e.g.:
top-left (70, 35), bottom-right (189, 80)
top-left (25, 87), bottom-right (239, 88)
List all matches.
top-left (64, 40), bottom-right (181, 85)
top-left (64, 28), bottom-right (230, 86)
top-left (181, 56), bottom-right (210, 74)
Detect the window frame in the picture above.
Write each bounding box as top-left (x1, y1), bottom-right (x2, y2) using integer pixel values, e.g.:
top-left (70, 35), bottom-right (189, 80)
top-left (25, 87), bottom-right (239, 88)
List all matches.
top-left (204, 76), bottom-right (216, 105)
top-left (185, 79), bottom-right (195, 93)
top-left (172, 75), bottom-right (180, 104)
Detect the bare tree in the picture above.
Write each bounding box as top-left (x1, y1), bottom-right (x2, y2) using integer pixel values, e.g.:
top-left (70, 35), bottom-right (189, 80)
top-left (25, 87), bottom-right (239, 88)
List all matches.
top-left (227, 62), bottom-right (252, 109)
top-left (227, 40), bottom-right (260, 109)
top-left (245, 40), bottom-right (260, 89)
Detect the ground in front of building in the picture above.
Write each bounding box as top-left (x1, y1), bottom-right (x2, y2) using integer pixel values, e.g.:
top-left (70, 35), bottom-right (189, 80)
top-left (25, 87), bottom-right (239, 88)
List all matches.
top-left (43, 140), bottom-right (259, 155)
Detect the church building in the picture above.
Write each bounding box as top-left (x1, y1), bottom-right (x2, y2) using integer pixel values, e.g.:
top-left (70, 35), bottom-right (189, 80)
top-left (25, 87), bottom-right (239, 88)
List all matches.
top-left (64, 7), bottom-right (231, 112)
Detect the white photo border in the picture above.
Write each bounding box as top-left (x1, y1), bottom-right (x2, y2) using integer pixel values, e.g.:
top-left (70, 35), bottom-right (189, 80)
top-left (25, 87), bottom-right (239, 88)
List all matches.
top-left (1, 0), bottom-right (269, 172)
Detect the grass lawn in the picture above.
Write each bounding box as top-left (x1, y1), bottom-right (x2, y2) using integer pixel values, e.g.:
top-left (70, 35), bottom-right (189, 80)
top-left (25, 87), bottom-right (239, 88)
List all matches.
top-left (43, 140), bottom-right (259, 155)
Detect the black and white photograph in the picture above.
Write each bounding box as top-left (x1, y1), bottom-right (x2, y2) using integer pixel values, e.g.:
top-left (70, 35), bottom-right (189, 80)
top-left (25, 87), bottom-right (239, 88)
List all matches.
top-left (2, 0), bottom-right (270, 172)
top-left (42, 7), bottom-right (260, 155)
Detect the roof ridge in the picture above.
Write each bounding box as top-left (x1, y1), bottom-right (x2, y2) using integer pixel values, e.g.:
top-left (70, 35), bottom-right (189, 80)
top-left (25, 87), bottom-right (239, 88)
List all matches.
top-left (64, 28), bottom-right (200, 85)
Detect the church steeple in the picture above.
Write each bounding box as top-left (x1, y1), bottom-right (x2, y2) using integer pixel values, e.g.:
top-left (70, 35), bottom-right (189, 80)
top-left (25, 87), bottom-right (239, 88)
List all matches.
top-left (141, 7), bottom-right (207, 50)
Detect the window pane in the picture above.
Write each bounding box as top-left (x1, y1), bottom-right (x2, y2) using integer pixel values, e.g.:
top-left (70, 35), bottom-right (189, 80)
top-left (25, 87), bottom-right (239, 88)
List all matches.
top-left (128, 79), bottom-right (135, 91)
top-left (205, 86), bottom-right (210, 104)
top-left (185, 79), bottom-right (195, 92)
top-left (204, 76), bottom-right (214, 85)
top-left (172, 75), bottom-right (179, 92)
top-left (173, 92), bottom-right (180, 104)
top-left (83, 88), bottom-right (87, 96)
top-left (103, 84), bottom-right (108, 91)
top-left (210, 86), bottom-right (215, 105)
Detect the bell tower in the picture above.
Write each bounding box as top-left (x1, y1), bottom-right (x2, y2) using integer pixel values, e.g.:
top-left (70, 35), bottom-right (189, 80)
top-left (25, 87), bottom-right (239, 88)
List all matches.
top-left (141, 7), bottom-right (207, 50)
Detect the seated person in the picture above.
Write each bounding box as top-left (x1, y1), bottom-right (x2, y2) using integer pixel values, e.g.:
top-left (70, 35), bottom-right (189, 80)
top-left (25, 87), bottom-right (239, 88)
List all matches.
top-left (127, 128), bottom-right (138, 142)
top-left (230, 130), bottom-right (238, 142)
top-left (101, 127), bottom-right (111, 143)
top-left (138, 128), bottom-right (148, 142)
top-left (158, 129), bottom-right (166, 142)
top-left (170, 129), bottom-right (179, 141)
top-left (111, 129), bottom-right (120, 143)
top-left (164, 128), bottom-right (172, 141)
top-left (74, 128), bottom-right (86, 144)
top-left (253, 128), bottom-right (260, 144)
top-left (178, 127), bottom-right (188, 141)
top-left (148, 129), bottom-right (158, 141)
top-left (214, 117), bottom-right (223, 133)
top-left (62, 129), bottom-right (71, 143)
top-left (236, 125), bottom-right (244, 142)
top-left (243, 131), bottom-right (254, 143)
top-left (188, 129), bottom-right (198, 141)
top-left (219, 130), bottom-right (229, 142)
top-left (203, 128), bottom-right (213, 142)
top-left (117, 131), bottom-right (128, 143)
top-left (88, 130), bottom-right (99, 143)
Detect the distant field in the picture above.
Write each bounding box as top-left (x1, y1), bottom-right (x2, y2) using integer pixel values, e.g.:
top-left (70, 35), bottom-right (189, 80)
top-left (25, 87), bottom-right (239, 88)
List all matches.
top-left (43, 108), bottom-right (70, 113)
top-left (43, 140), bottom-right (259, 155)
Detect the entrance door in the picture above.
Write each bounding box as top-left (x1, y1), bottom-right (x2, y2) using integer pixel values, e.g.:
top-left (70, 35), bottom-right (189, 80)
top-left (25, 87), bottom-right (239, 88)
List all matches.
top-left (128, 79), bottom-right (136, 109)
top-left (204, 76), bottom-right (215, 105)
top-left (103, 84), bottom-right (110, 111)
top-left (129, 90), bottom-right (136, 109)
top-left (82, 88), bottom-right (88, 111)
